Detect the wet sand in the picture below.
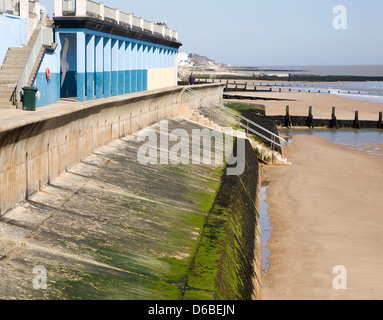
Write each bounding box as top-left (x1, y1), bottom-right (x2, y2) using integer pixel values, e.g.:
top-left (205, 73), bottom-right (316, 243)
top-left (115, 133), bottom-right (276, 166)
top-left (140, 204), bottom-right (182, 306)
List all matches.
top-left (262, 135), bottom-right (383, 300)
top-left (225, 90), bottom-right (383, 121)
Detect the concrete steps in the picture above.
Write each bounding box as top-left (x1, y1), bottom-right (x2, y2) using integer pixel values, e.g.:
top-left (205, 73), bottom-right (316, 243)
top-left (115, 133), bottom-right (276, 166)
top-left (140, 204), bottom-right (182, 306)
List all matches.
top-left (187, 109), bottom-right (288, 165)
top-left (0, 93), bottom-right (13, 100)
top-left (0, 72), bottom-right (23, 79)
top-left (0, 23), bottom-right (41, 108)
top-left (0, 103), bottom-right (14, 109)
top-left (0, 83), bottom-right (16, 89)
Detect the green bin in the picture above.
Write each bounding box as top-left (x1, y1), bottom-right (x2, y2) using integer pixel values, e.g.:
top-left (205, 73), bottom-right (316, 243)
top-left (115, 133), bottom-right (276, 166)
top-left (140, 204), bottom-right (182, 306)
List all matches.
top-left (22, 86), bottom-right (38, 111)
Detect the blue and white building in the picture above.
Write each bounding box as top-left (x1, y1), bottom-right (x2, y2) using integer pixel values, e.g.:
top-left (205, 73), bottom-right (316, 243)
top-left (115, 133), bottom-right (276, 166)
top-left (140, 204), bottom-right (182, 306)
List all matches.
top-left (0, 0), bottom-right (181, 109)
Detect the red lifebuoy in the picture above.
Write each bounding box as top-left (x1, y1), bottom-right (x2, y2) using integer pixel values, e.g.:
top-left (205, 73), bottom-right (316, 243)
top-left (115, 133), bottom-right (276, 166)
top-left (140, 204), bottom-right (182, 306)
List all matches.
top-left (46, 68), bottom-right (51, 80)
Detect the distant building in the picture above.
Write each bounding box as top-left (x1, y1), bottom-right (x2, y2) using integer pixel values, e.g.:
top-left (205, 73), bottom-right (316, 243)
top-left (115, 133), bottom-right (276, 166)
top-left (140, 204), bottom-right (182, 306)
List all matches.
top-left (177, 51), bottom-right (192, 67)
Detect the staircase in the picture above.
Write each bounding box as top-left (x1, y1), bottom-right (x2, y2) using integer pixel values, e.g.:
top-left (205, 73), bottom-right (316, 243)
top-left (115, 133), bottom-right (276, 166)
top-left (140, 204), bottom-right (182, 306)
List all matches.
top-left (184, 88), bottom-right (289, 165)
top-left (0, 21), bottom-right (53, 109)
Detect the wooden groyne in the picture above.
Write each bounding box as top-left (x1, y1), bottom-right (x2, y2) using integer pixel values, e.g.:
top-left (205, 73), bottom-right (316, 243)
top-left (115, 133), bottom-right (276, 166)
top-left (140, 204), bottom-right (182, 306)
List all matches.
top-left (268, 106), bottom-right (383, 129)
top-left (223, 93), bottom-right (294, 102)
top-left (179, 79), bottom-right (383, 98)
top-left (191, 74), bottom-right (383, 83)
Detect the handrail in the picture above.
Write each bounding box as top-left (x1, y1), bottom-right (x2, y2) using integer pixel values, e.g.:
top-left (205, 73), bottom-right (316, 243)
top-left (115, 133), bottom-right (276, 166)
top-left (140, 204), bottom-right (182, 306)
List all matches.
top-left (183, 91), bottom-right (284, 149)
top-left (186, 87), bottom-right (286, 144)
top-left (13, 25), bottom-right (54, 108)
top-left (184, 87), bottom-right (287, 149)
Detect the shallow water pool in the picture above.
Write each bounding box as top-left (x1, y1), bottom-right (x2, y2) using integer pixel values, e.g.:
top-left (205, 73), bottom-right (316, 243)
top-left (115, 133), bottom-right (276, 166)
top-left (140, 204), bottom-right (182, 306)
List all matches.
top-left (279, 128), bottom-right (383, 156)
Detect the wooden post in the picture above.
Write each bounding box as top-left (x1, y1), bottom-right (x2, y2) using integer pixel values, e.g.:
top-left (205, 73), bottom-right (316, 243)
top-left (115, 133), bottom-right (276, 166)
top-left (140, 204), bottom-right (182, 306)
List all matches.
top-left (285, 105), bottom-right (292, 128)
top-left (330, 107), bottom-right (338, 129)
top-left (353, 111), bottom-right (360, 129)
top-left (307, 106), bottom-right (314, 129)
top-left (378, 112), bottom-right (383, 129)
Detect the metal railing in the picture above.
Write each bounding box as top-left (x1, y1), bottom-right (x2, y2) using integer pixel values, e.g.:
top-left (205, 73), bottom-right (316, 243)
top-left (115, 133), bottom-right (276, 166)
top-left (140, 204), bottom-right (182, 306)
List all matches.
top-left (183, 87), bottom-right (287, 150)
top-left (13, 25), bottom-right (54, 107)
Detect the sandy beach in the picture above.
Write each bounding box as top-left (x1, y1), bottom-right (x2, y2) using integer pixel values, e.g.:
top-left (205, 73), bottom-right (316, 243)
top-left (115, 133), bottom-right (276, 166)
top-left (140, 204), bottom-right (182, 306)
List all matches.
top-left (225, 90), bottom-right (383, 121)
top-left (262, 135), bottom-right (383, 300)
top-left (225, 87), bottom-right (383, 299)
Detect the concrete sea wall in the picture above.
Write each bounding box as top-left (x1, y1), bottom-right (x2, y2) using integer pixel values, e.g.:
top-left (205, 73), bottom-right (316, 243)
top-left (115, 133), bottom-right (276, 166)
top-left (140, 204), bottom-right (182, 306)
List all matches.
top-left (0, 83), bottom-right (263, 300)
top-left (185, 139), bottom-right (262, 300)
top-left (0, 84), bottom-right (223, 216)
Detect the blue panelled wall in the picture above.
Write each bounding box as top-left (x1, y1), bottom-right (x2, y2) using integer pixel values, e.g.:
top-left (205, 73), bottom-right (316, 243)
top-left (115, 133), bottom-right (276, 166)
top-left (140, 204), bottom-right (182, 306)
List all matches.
top-left (34, 24), bottom-right (180, 108)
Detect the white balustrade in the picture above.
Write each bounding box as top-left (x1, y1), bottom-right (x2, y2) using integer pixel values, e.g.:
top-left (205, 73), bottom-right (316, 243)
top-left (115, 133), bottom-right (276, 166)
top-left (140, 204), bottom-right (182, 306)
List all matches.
top-left (53, 0), bottom-right (180, 41)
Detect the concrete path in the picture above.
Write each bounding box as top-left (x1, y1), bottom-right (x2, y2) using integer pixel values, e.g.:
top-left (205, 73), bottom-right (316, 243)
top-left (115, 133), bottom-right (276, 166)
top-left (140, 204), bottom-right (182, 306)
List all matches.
top-left (0, 118), bottom-right (226, 299)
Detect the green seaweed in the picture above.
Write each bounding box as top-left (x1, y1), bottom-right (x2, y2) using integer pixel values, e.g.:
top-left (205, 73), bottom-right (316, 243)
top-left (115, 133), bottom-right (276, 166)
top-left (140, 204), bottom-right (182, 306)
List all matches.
top-left (183, 289), bottom-right (216, 301)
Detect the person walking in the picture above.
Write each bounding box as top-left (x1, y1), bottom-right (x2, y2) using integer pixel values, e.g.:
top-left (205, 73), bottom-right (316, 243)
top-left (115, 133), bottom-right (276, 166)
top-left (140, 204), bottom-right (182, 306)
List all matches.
top-left (189, 73), bottom-right (196, 85)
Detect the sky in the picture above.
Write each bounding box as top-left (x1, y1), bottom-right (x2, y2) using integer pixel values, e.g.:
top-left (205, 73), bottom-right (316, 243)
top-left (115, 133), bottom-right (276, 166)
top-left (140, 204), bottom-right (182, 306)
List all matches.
top-left (40, 0), bottom-right (383, 67)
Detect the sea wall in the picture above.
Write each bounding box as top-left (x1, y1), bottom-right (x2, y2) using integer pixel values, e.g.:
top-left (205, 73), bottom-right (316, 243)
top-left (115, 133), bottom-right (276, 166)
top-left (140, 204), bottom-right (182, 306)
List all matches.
top-left (0, 84), bottom-right (224, 216)
top-left (267, 115), bottom-right (383, 129)
top-left (0, 82), bottom-right (264, 301)
top-left (185, 138), bottom-right (262, 300)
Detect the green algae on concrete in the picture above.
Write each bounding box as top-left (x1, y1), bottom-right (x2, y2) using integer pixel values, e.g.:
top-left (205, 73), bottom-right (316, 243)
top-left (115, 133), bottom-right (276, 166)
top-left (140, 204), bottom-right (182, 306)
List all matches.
top-left (183, 289), bottom-right (216, 301)
top-left (184, 139), bottom-right (262, 300)
top-left (0, 119), bottom-right (262, 300)
top-left (0, 119), bottom-right (230, 300)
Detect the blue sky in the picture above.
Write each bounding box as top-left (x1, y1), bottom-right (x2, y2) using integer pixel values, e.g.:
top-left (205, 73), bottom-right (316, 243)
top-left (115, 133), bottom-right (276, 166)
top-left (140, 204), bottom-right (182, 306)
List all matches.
top-left (41, 0), bottom-right (383, 66)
